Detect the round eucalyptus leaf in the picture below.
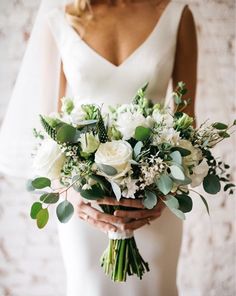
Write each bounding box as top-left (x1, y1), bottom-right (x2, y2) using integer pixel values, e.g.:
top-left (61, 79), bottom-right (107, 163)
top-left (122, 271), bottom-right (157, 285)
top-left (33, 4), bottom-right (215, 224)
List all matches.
top-left (203, 174), bottom-right (221, 194)
top-left (212, 122), bottom-right (228, 130)
top-left (170, 151), bottom-right (182, 165)
top-left (36, 208), bottom-right (49, 229)
top-left (56, 124), bottom-right (77, 143)
top-left (134, 141), bottom-right (143, 158)
top-left (31, 177), bottom-right (51, 189)
top-left (134, 126), bottom-right (151, 141)
top-left (156, 174), bottom-right (173, 195)
top-left (176, 194), bottom-right (193, 213)
top-left (79, 185), bottom-right (105, 200)
top-left (56, 200), bottom-right (74, 223)
top-left (40, 192), bottom-right (60, 204)
top-left (109, 181), bottom-right (121, 201)
top-left (170, 165), bottom-right (185, 181)
top-left (163, 195), bottom-right (179, 209)
top-left (143, 190), bottom-right (157, 209)
top-left (30, 202), bottom-right (42, 219)
top-left (97, 163), bottom-right (118, 176)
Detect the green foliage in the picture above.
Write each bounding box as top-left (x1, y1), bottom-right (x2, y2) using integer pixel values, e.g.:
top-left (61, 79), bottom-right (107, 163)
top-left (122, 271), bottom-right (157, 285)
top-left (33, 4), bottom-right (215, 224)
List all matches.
top-left (109, 180), bottom-right (121, 201)
top-left (134, 126), bottom-right (151, 141)
top-left (176, 194), bottom-right (193, 213)
top-left (170, 146), bottom-right (191, 156)
top-left (79, 184), bottom-right (105, 200)
top-left (40, 115), bottom-right (57, 141)
top-left (170, 151), bottom-right (182, 165)
top-left (203, 174), bottom-right (221, 194)
top-left (212, 122), bottom-right (228, 130)
top-left (170, 165), bottom-right (185, 181)
top-left (133, 141), bottom-right (143, 159)
top-left (97, 163), bottom-right (118, 176)
top-left (143, 190), bottom-right (157, 209)
top-left (40, 192), bottom-right (60, 204)
top-left (56, 200), bottom-right (74, 223)
top-left (156, 174), bottom-right (173, 195)
top-left (199, 194), bottom-right (210, 215)
top-left (31, 177), bottom-right (51, 189)
top-left (56, 123), bottom-right (78, 143)
top-left (36, 208), bottom-right (49, 229)
top-left (30, 202), bottom-right (42, 219)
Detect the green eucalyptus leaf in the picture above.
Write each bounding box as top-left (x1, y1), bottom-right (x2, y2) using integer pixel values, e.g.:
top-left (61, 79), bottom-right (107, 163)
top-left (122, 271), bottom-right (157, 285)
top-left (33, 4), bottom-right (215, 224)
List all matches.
top-left (36, 208), bottom-right (49, 229)
top-left (134, 141), bottom-right (144, 158)
top-left (143, 190), bottom-right (157, 209)
top-left (163, 194), bottom-right (179, 209)
top-left (134, 126), bottom-right (151, 141)
top-left (30, 202), bottom-right (42, 219)
top-left (56, 123), bottom-right (77, 143)
top-left (40, 193), bottom-right (60, 204)
top-left (97, 163), bottom-right (118, 176)
top-left (31, 177), bottom-right (51, 189)
top-left (176, 194), bottom-right (193, 213)
top-left (156, 175), bottom-right (173, 195)
top-left (212, 122), bottom-right (228, 130)
top-left (79, 185), bottom-right (105, 200)
top-left (170, 151), bottom-right (182, 165)
top-left (170, 165), bottom-right (185, 181)
top-left (170, 208), bottom-right (186, 220)
top-left (203, 174), bottom-right (221, 194)
top-left (170, 147), bottom-right (191, 156)
top-left (56, 200), bottom-right (74, 223)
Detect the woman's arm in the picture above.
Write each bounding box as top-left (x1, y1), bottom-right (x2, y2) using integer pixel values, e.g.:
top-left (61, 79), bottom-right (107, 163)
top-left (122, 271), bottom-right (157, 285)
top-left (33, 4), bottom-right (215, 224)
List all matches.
top-left (172, 5), bottom-right (198, 121)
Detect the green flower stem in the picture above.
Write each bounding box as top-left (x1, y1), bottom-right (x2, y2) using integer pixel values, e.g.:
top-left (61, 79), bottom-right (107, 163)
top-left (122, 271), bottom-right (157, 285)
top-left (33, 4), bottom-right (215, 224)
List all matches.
top-left (117, 239), bottom-right (126, 281)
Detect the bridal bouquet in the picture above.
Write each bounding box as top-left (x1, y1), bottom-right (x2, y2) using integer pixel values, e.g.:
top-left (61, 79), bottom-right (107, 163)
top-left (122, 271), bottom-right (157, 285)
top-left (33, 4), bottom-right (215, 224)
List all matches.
top-left (28, 82), bottom-right (235, 282)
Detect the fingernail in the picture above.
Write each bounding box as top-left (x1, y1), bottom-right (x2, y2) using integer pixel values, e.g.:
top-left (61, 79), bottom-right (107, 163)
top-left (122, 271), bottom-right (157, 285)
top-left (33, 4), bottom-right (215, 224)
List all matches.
top-left (114, 211), bottom-right (118, 216)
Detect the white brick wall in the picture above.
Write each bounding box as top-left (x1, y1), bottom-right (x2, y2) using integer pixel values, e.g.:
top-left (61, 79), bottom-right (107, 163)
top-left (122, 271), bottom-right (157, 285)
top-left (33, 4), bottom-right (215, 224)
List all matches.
top-left (0, 1), bottom-right (235, 295)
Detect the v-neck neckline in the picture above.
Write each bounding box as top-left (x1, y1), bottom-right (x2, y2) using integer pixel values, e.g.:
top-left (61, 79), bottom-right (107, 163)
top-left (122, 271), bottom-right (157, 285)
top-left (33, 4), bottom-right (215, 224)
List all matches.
top-left (57, 1), bottom-right (172, 69)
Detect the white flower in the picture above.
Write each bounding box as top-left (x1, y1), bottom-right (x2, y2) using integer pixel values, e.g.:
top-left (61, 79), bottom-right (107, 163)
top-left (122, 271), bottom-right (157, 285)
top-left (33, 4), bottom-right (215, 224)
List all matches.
top-left (121, 177), bottom-right (139, 199)
top-left (190, 159), bottom-right (209, 187)
top-left (69, 105), bottom-right (87, 126)
top-left (178, 139), bottom-right (202, 167)
top-left (116, 111), bottom-right (152, 140)
top-left (94, 140), bottom-right (133, 180)
top-left (79, 132), bottom-right (100, 154)
top-left (32, 138), bottom-right (65, 179)
top-left (152, 110), bottom-right (174, 127)
top-left (153, 127), bottom-right (180, 146)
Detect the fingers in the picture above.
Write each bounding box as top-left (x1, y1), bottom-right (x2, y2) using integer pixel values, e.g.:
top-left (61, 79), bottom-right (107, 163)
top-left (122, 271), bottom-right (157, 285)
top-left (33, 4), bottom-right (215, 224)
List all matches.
top-left (119, 215), bottom-right (161, 231)
top-left (78, 211), bottom-right (117, 233)
top-left (78, 201), bottom-right (127, 225)
top-left (95, 197), bottom-right (145, 209)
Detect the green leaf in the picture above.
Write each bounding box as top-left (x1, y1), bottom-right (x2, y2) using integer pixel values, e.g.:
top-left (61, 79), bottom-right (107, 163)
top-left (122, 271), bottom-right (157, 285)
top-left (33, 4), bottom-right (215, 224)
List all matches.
top-left (30, 202), bottom-right (42, 219)
top-left (56, 200), bottom-right (74, 223)
top-left (109, 180), bottom-right (121, 201)
top-left (203, 174), bottom-right (221, 194)
top-left (224, 183), bottom-right (236, 191)
top-left (97, 163), bottom-right (118, 176)
top-left (170, 151), bottom-right (182, 165)
top-left (170, 147), bottom-right (191, 156)
top-left (36, 208), bottom-right (49, 229)
top-left (40, 193), bottom-right (60, 204)
top-left (31, 177), bottom-right (51, 189)
top-left (134, 126), bottom-right (151, 141)
top-left (56, 124), bottom-right (77, 143)
top-left (199, 194), bottom-right (210, 215)
top-left (156, 175), bottom-right (173, 195)
top-left (218, 131), bottom-right (230, 138)
top-left (212, 122), bottom-right (228, 130)
top-left (163, 194), bottom-right (179, 209)
top-left (176, 194), bottom-right (193, 213)
top-left (170, 165), bottom-right (185, 181)
top-left (233, 119), bottom-right (236, 125)
top-left (134, 141), bottom-right (143, 158)
top-left (170, 208), bottom-right (186, 220)
top-left (143, 190), bottom-right (157, 209)
top-left (79, 185), bottom-right (105, 200)
top-left (26, 179), bottom-right (35, 192)
top-left (172, 176), bottom-right (192, 185)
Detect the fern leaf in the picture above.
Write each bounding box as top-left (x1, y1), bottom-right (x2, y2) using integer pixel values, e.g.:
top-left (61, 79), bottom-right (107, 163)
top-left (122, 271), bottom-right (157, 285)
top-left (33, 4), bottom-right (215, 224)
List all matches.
top-left (40, 115), bottom-right (57, 141)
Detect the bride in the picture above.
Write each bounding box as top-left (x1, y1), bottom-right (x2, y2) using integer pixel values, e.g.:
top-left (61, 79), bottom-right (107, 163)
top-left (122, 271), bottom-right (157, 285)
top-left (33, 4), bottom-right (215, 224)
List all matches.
top-left (0, 0), bottom-right (197, 295)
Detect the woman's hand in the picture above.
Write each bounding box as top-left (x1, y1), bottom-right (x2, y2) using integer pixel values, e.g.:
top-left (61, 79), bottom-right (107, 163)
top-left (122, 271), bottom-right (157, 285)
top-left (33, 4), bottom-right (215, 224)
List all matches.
top-left (77, 197), bottom-right (166, 234)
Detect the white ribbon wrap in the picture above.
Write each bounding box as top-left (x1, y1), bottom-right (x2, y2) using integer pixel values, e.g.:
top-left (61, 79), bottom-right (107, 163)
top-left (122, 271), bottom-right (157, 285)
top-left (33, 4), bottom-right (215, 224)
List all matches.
top-left (108, 229), bottom-right (134, 240)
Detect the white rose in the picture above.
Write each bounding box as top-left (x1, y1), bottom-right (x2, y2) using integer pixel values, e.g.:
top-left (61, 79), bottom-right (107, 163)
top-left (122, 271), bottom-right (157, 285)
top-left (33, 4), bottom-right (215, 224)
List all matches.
top-left (116, 111), bottom-right (152, 140)
top-left (33, 139), bottom-right (65, 179)
top-left (94, 140), bottom-right (133, 180)
top-left (178, 139), bottom-right (202, 167)
top-left (190, 159), bottom-right (209, 187)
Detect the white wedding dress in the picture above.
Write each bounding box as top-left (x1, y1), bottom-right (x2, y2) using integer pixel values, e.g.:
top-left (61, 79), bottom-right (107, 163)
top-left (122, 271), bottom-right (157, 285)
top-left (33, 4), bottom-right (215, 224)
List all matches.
top-left (46, 2), bottom-right (186, 296)
top-left (0, 1), bottom-right (187, 295)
